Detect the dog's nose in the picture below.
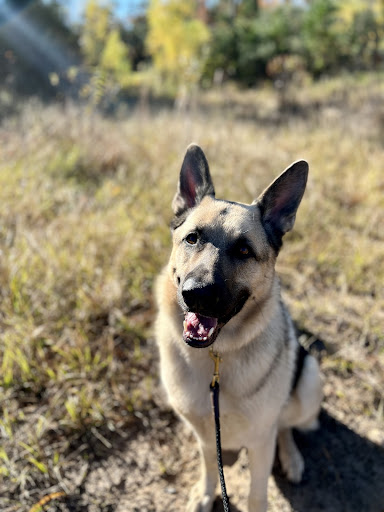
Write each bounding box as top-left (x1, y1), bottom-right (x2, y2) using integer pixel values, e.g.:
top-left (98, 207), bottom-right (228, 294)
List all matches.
top-left (182, 277), bottom-right (222, 316)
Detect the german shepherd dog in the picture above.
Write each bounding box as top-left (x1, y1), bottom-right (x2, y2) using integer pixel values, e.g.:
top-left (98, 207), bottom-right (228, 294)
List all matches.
top-left (155, 144), bottom-right (322, 512)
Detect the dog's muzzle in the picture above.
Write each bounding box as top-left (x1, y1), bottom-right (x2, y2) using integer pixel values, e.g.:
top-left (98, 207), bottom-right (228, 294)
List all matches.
top-left (180, 277), bottom-right (249, 348)
top-left (180, 277), bottom-right (224, 348)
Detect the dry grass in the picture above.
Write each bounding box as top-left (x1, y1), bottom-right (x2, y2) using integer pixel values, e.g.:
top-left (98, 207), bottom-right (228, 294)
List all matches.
top-left (0, 73), bottom-right (383, 511)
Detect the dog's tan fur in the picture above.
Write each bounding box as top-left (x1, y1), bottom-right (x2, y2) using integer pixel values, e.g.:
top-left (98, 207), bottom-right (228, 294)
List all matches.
top-left (155, 144), bottom-right (322, 512)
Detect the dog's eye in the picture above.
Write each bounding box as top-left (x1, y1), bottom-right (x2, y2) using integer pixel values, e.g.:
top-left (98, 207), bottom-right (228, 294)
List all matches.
top-left (186, 232), bottom-right (198, 245)
top-left (238, 246), bottom-right (250, 256)
top-left (235, 241), bottom-right (253, 258)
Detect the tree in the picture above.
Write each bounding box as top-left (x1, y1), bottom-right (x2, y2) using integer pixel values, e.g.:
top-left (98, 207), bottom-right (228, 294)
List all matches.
top-left (81, 0), bottom-right (112, 67)
top-left (122, 15), bottom-right (149, 72)
top-left (101, 28), bottom-right (131, 86)
top-left (237, 5), bottom-right (304, 84)
top-left (202, 19), bottom-right (239, 84)
top-left (79, 0), bottom-right (131, 104)
top-left (146, 0), bottom-right (210, 96)
top-left (301, 0), bottom-right (344, 76)
top-left (203, 3), bottom-right (303, 86)
top-left (337, 0), bottom-right (384, 70)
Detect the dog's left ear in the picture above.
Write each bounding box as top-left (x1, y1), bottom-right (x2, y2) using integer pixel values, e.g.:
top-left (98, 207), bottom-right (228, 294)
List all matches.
top-left (255, 160), bottom-right (308, 252)
top-left (172, 144), bottom-right (215, 216)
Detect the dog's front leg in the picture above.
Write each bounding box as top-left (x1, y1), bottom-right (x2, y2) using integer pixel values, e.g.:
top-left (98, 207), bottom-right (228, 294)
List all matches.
top-left (248, 428), bottom-right (277, 512)
top-left (277, 428), bottom-right (304, 483)
top-left (187, 438), bottom-right (217, 512)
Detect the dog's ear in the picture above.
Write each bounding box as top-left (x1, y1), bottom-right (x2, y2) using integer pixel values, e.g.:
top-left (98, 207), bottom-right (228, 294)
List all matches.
top-left (255, 160), bottom-right (308, 252)
top-left (172, 144), bottom-right (215, 216)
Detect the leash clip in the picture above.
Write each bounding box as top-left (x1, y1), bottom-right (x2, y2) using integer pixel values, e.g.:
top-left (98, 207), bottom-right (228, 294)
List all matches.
top-left (209, 347), bottom-right (222, 387)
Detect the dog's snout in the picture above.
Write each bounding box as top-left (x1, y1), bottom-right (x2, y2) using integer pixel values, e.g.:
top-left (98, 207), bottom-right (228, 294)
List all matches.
top-left (182, 277), bottom-right (200, 294)
top-left (182, 277), bottom-right (222, 316)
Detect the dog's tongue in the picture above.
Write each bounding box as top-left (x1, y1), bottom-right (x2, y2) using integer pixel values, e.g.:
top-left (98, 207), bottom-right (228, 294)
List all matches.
top-left (183, 312), bottom-right (218, 343)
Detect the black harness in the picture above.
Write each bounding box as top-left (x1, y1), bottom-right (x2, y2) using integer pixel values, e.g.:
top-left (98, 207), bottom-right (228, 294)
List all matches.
top-left (291, 343), bottom-right (308, 391)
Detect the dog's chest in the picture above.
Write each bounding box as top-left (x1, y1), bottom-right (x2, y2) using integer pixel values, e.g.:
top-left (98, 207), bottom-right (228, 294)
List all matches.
top-left (166, 351), bottom-right (281, 442)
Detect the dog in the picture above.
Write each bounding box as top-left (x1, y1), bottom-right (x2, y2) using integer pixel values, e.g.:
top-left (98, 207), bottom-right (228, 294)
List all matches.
top-left (155, 144), bottom-right (322, 512)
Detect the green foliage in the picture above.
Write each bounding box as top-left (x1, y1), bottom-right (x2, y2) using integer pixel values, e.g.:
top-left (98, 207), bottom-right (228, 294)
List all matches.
top-left (202, 18), bottom-right (238, 82)
top-left (80, 0), bottom-right (131, 103)
top-left (203, 4), bottom-right (304, 86)
top-left (2, 0), bottom-right (384, 104)
top-left (237, 0), bottom-right (259, 18)
top-left (344, 6), bottom-right (384, 69)
top-left (239, 5), bottom-right (304, 84)
top-left (101, 28), bottom-right (131, 85)
top-left (122, 15), bottom-right (149, 71)
top-left (300, 0), bottom-right (344, 75)
top-left (81, 0), bottom-right (112, 67)
top-left (146, 0), bottom-right (210, 91)
top-left (204, 0), bottom-right (384, 86)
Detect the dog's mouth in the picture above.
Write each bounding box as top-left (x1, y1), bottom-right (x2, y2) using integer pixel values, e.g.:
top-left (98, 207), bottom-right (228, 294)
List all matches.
top-left (183, 312), bottom-right (220, 348)
top-left (181, 292), bottom-right (250, 349)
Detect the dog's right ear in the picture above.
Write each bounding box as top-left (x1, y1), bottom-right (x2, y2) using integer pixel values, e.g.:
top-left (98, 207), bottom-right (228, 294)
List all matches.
top-left (255, 160), bottom-right (308, 253)
top-left (172, 144), bottom-right (215, 217)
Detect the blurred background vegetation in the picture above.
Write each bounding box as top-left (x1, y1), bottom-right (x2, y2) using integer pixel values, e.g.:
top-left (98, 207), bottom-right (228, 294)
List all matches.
top-left (1, 0), bottom-right (384, 107)
top-left (0, 1), bottom-right (384, 511)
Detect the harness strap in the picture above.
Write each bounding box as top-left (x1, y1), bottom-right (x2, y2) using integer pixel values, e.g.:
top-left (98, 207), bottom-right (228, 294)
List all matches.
top-left (209, 350), bottom-right (231, 511)
top-left (291, 343), bottom-right (308, 391)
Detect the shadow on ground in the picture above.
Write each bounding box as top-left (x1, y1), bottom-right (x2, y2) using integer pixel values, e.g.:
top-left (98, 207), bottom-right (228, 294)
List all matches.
top-left (212, 497), bottom-right (242, 512)
top-left (56, 405), bottom-right (384, 512)
top-left (274, 410), bottom-right (384, 512)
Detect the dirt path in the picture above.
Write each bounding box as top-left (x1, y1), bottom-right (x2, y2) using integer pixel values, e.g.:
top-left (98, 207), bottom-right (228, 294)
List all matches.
top-left (79, 375), bottom-right (384, 512)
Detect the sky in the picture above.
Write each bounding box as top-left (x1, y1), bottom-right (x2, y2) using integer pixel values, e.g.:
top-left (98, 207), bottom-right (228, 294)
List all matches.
top-left (63, 0), bottom-right (146, 24)
top-left (53, 0), bottom-right (308, 25)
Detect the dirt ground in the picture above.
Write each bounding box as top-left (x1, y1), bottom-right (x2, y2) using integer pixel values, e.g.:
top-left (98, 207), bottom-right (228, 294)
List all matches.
top-left (57, 337), bottom-right (384, 512)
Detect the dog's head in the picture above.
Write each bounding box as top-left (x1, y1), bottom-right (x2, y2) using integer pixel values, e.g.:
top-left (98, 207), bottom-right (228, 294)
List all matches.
top-left (169, 144), bottom-right (308, 348)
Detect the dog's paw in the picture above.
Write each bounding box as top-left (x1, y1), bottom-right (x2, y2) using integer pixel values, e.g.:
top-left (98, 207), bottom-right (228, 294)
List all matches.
top-left (278, 429), bottom-right (305, 484)
top-left (186, 483), bottom-right (215, 512)
top-left (298, 417), bottom-right (320, 432)
top-left (280, 447), bottom-right (304, 484)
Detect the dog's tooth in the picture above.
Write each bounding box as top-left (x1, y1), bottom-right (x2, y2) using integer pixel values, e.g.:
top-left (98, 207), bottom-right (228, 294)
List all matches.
top-left (183, 320), bottom-right (187, 331)
top-left (208, 327), bottom-right (215, 337)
